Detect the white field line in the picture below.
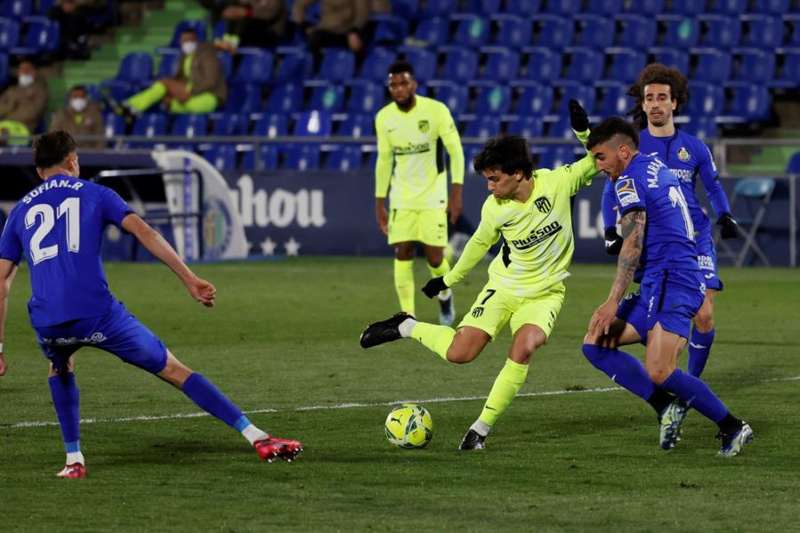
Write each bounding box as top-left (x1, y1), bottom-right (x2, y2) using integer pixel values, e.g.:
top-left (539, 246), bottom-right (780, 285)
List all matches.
top-left (5, 376), bottom-right (799, 430)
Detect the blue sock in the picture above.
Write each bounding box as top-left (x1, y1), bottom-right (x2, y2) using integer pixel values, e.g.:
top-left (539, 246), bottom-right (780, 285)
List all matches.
top-left (661, 368), bottom-right (728, 423)
top-left (688, 328), bottom-right (715, 377)
top-left (181, 373), bottom-right (243, 428)
top-left (582, 344), bottom-right (655, 400)
top-left (48, 374), bottom-right (80, 452)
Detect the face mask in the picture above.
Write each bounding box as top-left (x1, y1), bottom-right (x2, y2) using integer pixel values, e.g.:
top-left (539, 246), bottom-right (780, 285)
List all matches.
top-left (19, 74), bottom-right (33, 87)
top-left (181, 41), bottom-right (197, 55)
top-left (70, 97), bottom-right (88, 112)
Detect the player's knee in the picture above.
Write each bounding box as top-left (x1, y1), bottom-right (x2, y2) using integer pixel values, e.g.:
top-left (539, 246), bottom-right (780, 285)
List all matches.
top-left (694, 309), bottom-right (714, 333)
top-left (646, 364), bottom-right (673, 385)
top-left (445, 344), bottom-right (478, 364)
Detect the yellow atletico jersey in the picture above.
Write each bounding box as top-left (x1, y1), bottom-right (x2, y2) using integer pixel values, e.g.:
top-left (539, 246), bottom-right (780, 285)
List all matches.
top-left (374, 95), bottom-right (464, 210)
top-left (443, 152), bottom-right (597, 298)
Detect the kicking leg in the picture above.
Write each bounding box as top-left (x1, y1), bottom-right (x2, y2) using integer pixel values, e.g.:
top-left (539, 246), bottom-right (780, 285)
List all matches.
top-left (48, 356), bottom-right (86, 479)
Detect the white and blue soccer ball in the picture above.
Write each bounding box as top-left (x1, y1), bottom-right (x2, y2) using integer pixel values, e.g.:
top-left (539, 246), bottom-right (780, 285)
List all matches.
top-left (384, 403), bottom-right (434, 449)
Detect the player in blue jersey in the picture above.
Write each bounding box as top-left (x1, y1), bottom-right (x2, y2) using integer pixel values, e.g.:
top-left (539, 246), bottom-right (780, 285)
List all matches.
top-left (599, 64), bottom-right (739, 429)
top-left (581, 118), bottom-right (752, 457)
top-left (0, 132), bottom-right (302, 478)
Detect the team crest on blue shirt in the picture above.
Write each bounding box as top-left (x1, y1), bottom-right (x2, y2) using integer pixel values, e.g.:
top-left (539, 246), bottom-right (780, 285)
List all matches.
top-left (677, 147), bottom-right (691, 162)
top-left (418, 119), bottom-right (429, 133)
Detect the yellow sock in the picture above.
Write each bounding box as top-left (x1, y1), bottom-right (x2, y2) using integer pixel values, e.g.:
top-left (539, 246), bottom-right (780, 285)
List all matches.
top-left (394, 259), bottom-right (415, 315)
top-left (478, 359), bottom-right (529, 427)
top-left (427, 258), bottom-right (451, 298)
top-left (410, 322), bottom-right (455, 360)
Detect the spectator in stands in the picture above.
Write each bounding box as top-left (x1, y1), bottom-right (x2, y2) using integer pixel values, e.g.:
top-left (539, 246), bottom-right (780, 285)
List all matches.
top-left (0, 61), bottom-right (48, 146)
top-left (291, 0), bottom-right (370, 64)
top-left (50, 85), bottom-right (105, 150)
top-left (48, 0), bottom-right (92, 60)
top-left (120, 29), bottom-right (226, 115)
top-left (215, 0), bottom-right (287, 52)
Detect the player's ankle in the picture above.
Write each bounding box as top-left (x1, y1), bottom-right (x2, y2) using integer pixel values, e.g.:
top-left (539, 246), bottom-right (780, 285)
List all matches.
top-left (398, 317), bottom-right (417, 338)
top-left (470, 419), bottom-right (491, 437)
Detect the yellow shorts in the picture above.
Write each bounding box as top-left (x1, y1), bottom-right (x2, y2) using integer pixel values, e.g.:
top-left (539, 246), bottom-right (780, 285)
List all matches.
top-left (458, 281), bottom-right (566, 339)
top-left (387, 208), bottom-right (448, 247)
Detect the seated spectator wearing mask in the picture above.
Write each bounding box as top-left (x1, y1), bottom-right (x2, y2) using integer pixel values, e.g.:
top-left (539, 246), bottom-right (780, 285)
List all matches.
top-left (0, 60), bottom-right (49, 145)
top-left (50, 85), bottom-right (106, 149)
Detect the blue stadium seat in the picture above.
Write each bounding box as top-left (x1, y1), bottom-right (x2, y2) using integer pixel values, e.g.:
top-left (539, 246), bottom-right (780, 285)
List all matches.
top-left (530, 15), bottom-right (573, 49)
top-left (771, 50), bottom-right (800, 88)
top-left (266, 83), bottom-right (302, 113)
top-left (347, 81), bottom-right (384, 114)
top-left (283, 144), bottom-right (320, 170)
top-left (241, 144), bottom-right (279, 171)
top-left (686, 82), bottom-right (725, 115)
top-left (691, 49), bottom-right (732, 83)
top-left (233, 49), bottom-right (273, 85)
top-left (224, 83), bottom-right (263, 113)
top-left (441, 47), bottom-right (478, 81)
top-left (709, 0), bottom-right (748, 15)
top-left (209, 112), bottom-right (245, 136)
top-left (574, 15), bottom-right (614, 48)
top-left (680, 117), bottom-right (718, 140)
top-left (422, 0), bottom-right (456, 17)
top-left (275, 47), bottom-right (312, 83)
top-left (103, 112), bottom-right (126, 139)
top-left (505, 115), bottom-right (544, 137)
top-left (784, 15), bottom-right (800, 47)
top-left (250, 113), bottom-right (288, 137)
top-left (553, 80), bottom-right (595, 114)
top-left (563, 47), bottom-right (603, 82)
top-left (217, 51), bottom-right (232, 79)
top-left (584, 0), bottom-right (623, 15)
top-left (11, 16), bottom-right (59, 56)
top-left (505, 0), bottom-right (542, 15)
top-left (751, 0), bottom-right (790, 14)
top-left (202, 145), bottom-right (237, 172)
top-left (491, 15), bottom-right (531, 49)
top-left (522, 47), bottom-right (561, 80)
top-left (623, 0), bottom-right (663, 13)
top-left (464, 0), bottom-right (502, 13)
top-left (667, 0), bottom-right (705, 15)
top-left (0, 18), bottom-right (19, 50)
top-left (168, 20), bottom-right (207, 47)
top-left (464, 116), bottom-right (501, 140)
top-left (0, 53), bottom-right (7, 85)
top-left (657, 15), bottom-right (699, 48)
top-left (157, 49), bottom-right (180, 77)
top-left (414, 17), bottom-right (449, 46)
top-left (606, 48), bottom-right (646, 84)
top-left (132, 113), bottom-right (167, 146)
top-left (732, 48), bottom-right (775, 83)
top-left (739, 15), bottom-right (783, 49)
top-left (1, 0), bottom-right (32, 19)
top-left (698, 15), bottom-right (741, 48)
top-left (371, 14), bottom-right (408, 45)
top-left (308, 83), bottom-right (344, 112)
top-left (317, 48), bottom-right (354, 82)
top-left (513, 82), bottom-right (553, 115)
top-left (324, 145), bottom-right (362, 171)
top-left (474, 84), bottom-right (511, 114)
top-left (724, 82), bottom-right (770, 119)
top-left (102, 80), bottom-right (138, 102)
top-left (614, 15), bottom-right (656, 48)
top-left (337, 113), bottom-right (374, 138)
top-left (482, 48), bottom-right (520, 82)
top-left (392, 0), bottom-right (419, 19)
top-left (648, 47), bottom-right (689, 73)
top-left (542, 0), bottom-right (581, 16)
top-left (432, 81), bottom-right (468, 112)
top-left (596, 81), bottom-right (632, 116)
top-left (397, 46), bottom-right (436, 80)
top-left (452, 14), bottom-right (489, 48)
top-left (538, 145), bottom-right (576, 167)
top-left (787, 152), bottom-right (800, 174)
top-left (293, 111), bottom-right (332, 136)
top-left (116, 52), bottom-right (153, 84)
top-left (171, 114), bottom-right (208, 139)
top-left (357, 47), bottom-right (396, 82)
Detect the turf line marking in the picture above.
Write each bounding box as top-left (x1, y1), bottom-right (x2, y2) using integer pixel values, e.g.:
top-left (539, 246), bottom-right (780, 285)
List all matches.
top-left (5, 376), bottom-right (799, 430)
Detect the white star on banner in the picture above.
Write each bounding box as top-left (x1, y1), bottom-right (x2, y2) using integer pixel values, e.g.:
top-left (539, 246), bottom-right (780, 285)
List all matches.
top-left (260, 237), bottom-right (277, 256)
top-left (284, 237), bottom-right (301, 256)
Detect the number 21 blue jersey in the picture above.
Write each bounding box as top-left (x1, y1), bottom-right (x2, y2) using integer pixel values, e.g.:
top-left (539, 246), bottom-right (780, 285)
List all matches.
top-left (0, 174), bottom-right (133, 327)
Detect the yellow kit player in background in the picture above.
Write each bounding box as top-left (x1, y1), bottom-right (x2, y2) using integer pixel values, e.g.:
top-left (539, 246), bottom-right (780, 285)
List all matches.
top-left (374, 60), bottom-right (465, 325)
top-left (362, 102), bottom-right (596, 449)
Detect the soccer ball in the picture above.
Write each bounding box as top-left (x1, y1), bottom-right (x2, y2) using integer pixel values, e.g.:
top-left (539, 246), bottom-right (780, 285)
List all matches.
top-left (384, 403), bottom-right (434, 449)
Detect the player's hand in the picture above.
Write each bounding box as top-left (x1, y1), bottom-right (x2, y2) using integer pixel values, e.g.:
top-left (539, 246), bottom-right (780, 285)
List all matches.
top-left (568, 99), bottom-right (589, 132)
top-left (604, 227), bottom-right (623, 256)
top-left (0, 352), bottom-right (7, 376)
top-left (589, 299), bottom-right (618, 337)
top-left (375, 201), bottom-right (388, 235)
top-left (187, 276), bottom-right (216, 307)
top-left (422, 277), bottom-right (448, 299)
top-left (717, 213), bottom-right (739, 239)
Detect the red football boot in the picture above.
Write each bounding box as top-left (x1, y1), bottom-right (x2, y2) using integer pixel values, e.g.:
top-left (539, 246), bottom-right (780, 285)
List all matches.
top-left (254, 436), bottom-right (304, 463)
top-left (56, 463), bottom-right (87, 479)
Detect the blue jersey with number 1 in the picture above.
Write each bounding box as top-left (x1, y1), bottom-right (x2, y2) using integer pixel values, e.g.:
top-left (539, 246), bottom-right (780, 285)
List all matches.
top-left (613, 153), bottom-right (699, 275)
top-left (0, 174), bottom-right (133, 327)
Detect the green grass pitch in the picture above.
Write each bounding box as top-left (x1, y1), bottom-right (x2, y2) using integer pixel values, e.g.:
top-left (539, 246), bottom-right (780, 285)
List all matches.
top-left (1, 258), bottom-right (798, 531)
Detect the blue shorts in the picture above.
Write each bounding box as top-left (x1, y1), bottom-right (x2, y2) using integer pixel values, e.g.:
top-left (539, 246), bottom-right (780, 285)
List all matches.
top-left (695, 230), bottom-right (723, 291)
top-left (34, 300), bottom-right (168, 374)
top-left (617, 269), bottom-right (705, 344)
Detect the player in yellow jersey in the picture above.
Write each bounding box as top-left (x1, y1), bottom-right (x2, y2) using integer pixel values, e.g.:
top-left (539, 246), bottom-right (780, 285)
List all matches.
top-left (361, 102), bottom-right (596, 449)
top-left (374, 61), bottom-right (465, 325)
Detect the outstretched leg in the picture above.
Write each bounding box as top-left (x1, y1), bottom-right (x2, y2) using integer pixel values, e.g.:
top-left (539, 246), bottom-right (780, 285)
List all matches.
top-left (48, 356), bottom-right (86, 478)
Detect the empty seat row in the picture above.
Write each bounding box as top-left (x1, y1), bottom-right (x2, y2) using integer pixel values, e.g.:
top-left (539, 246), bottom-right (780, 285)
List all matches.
top-left (0, 16), bottom-right (60, 56)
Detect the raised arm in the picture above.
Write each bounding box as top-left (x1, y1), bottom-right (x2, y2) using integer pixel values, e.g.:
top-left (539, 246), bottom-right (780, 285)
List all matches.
top-left (121, 214), bottom-right (216, 307)
top-left (0, 259), bottom-right (18, 376)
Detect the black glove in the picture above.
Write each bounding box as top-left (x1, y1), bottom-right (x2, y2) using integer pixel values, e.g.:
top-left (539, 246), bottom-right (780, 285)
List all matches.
top-left (604, 227), bottom-right (623, 256)
top-left (717, 213), bottom-right (739, 239)
top-left (421, 277), bottom-right (448, 299)
top-left (568, 98), bottom-right (589, 132)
